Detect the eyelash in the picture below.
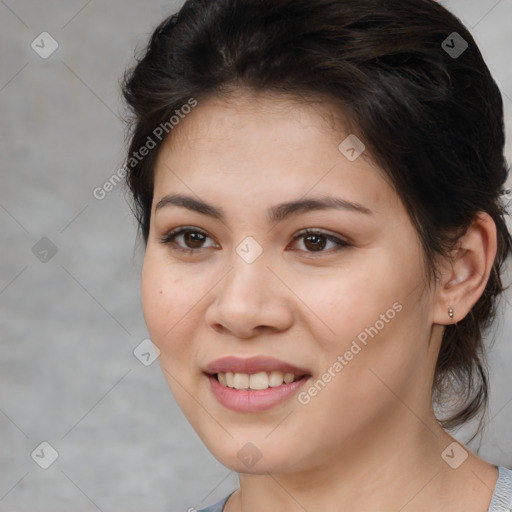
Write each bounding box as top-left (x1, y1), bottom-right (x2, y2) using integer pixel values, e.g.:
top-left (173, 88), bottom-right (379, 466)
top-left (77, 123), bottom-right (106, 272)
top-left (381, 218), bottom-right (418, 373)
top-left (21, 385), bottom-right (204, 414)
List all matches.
top-left (159, 227), bottom-right (351, 256)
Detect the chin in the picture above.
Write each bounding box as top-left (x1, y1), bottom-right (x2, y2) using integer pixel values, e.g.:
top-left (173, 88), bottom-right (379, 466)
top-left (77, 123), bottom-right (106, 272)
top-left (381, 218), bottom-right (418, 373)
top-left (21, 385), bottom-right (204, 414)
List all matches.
top-left (201, 435), bottom-right (305, 475)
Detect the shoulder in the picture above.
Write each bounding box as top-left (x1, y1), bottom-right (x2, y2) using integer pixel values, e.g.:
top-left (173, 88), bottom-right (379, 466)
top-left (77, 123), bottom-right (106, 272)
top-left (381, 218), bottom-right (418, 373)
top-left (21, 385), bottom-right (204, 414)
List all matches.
top-left (195, 491), bottom-right (235, 512)
top-left (488, 466), bottom-right (512, 511)
top-left (191, 472), bottom-right (512, 512)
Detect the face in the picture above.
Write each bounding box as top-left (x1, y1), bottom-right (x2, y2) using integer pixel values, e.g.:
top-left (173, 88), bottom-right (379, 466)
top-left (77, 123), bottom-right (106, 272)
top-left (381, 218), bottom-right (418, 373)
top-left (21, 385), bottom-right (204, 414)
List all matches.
top-left (141, 91), bottom-right (440, 475)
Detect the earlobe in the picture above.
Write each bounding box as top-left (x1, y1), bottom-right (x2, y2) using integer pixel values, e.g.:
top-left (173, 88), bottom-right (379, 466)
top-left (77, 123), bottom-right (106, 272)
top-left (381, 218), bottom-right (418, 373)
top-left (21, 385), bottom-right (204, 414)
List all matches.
top-left (433, 212), bottom-right (497, 325)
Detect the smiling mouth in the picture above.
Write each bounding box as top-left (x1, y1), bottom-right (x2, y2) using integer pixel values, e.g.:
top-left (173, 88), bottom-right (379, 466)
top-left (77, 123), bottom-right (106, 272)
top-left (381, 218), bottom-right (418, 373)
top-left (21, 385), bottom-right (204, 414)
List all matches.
top-left (211, 371), bottom-right (310, 390)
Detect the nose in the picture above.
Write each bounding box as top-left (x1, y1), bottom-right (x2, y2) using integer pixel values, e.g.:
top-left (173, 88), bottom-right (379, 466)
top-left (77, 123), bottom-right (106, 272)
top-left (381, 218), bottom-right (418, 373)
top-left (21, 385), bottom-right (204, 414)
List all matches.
top-left (204, 255), bottom-right (294, 339)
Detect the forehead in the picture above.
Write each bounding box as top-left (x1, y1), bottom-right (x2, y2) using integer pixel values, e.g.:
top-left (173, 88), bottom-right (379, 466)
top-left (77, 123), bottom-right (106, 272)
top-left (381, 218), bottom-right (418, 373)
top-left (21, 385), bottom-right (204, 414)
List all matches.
top-left (157, 89), bottom-right (351, 161)
top-left (152, 90), bottom-right (395, 215)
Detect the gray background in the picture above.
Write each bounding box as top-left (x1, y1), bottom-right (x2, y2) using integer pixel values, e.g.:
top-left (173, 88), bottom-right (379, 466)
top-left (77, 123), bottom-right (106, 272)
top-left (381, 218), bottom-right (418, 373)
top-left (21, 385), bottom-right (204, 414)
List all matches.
top-left (0, 1), bottom-right (511, 511)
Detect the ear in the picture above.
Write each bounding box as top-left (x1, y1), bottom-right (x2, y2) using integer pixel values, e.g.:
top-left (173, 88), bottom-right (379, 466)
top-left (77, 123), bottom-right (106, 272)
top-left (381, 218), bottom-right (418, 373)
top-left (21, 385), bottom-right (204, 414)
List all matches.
top-left (433, 212), bottom-right (497, 325)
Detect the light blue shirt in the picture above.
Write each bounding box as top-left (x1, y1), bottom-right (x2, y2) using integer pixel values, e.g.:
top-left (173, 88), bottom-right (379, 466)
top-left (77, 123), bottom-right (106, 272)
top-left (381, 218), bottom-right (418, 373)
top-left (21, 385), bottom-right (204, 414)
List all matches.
top-left (196, 465), bottom-right (512, 512)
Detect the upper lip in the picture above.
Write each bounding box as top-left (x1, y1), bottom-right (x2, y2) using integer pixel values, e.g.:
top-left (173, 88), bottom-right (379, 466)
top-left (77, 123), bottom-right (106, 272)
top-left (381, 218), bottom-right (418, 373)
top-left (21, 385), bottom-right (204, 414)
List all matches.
top-left (204, 356), bottom-right (310, 376)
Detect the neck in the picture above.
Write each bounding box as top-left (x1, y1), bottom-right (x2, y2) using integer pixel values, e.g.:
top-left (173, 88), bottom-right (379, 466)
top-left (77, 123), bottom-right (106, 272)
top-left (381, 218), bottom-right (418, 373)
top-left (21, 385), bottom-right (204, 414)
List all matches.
top-left (228, 410), bottom-right (492, 512)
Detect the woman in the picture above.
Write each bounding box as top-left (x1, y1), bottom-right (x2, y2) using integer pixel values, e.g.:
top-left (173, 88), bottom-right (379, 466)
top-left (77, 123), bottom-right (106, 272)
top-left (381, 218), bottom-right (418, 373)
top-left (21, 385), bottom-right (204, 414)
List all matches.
top-left (121, 0), bottom-right (512, 510)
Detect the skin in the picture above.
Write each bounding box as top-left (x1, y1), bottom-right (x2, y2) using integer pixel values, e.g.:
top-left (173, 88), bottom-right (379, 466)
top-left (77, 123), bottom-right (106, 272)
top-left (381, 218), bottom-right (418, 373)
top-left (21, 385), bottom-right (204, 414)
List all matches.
top-left (141, 90), bottom-right (499, 512)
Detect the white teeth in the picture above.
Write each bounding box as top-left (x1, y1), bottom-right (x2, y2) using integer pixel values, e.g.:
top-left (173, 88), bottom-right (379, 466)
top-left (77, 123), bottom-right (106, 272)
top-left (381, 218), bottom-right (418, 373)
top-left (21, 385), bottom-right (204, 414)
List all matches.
top-left (249, 371), bottom-right (269, 390)
top-left (216, 371), bottom-right (301, 390)
top-left (269, 370), bottom-right (287, 387)
top-left (233, 373), bottom-right (249, 389)
top-left (283, 373), bottom-right (295, 384)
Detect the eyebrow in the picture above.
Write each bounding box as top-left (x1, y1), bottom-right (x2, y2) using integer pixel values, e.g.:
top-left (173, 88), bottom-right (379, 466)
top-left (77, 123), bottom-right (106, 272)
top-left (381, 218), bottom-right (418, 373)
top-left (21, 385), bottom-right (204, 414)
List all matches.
top-left (154, 193), bottom-right (373, 223)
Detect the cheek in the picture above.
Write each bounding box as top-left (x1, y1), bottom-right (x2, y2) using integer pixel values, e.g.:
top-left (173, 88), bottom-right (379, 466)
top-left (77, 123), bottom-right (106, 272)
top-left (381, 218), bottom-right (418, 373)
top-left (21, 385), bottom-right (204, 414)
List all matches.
top-left (298, 251), bottom-right (410, 346)
top-left (298, 247), bottom-right (427, 394)
top-left (140, 253), bottom-right (204, 418)
top-left (140, 251), bottom-right (196, 363)
top-left (141, 255), bottom-right (170, 340)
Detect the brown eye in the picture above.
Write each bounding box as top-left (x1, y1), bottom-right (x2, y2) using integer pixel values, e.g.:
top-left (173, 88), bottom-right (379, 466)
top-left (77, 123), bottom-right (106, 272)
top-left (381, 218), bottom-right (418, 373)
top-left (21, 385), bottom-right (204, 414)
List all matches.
top-left (182, 231), bottom-right (207, 248)
top-left (160, 227), bottom-right (350, 256)
top-left (160, 227), bottom-right (215, 253)
top-left (290, 229), bottom-right (351, 254)
top-left (303, 233), bottom-right (327, 252)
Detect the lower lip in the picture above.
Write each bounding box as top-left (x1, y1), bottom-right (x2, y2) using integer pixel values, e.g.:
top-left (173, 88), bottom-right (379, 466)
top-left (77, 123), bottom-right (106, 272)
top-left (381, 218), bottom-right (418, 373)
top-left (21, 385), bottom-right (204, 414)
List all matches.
top-left (206, 374), bottom-right (310, 412)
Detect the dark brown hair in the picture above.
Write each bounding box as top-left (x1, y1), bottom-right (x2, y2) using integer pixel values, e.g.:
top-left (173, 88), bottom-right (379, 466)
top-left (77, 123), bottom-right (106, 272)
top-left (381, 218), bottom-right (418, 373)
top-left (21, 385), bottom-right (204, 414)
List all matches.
top-left (121, 0), bottom-right (512, 439)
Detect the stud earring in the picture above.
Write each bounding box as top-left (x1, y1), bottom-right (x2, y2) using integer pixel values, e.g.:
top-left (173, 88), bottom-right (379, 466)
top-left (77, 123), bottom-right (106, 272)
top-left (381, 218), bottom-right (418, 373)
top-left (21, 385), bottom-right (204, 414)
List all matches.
top-left (448, 308), bottom-right (454, 319)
